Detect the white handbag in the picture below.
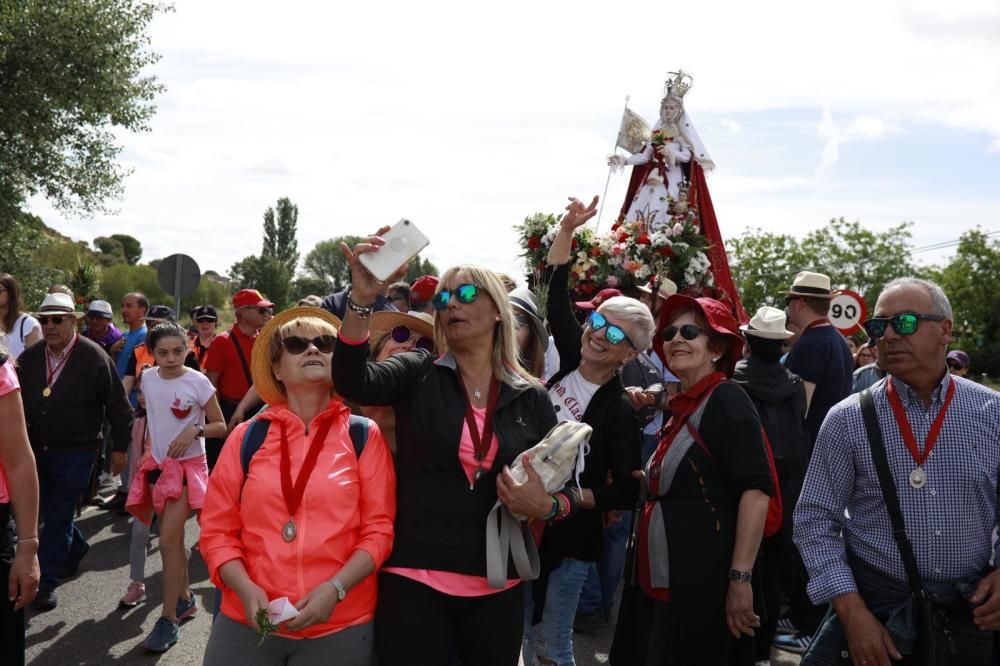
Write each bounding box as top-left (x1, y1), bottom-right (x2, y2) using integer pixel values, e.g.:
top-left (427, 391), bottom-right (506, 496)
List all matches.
top-left (485, 420), bottom-right (592, 588)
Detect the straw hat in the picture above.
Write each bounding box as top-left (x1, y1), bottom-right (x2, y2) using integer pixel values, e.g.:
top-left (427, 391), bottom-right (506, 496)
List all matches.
top-left (370, 310), bottom-right (435, 347)
top-left (34, 293), bottom-right (84, 319)
top-left (780, 271), bottom-right (835, 298)
top-left (636, 277), bottom-right (679, 301)
top-left (251, 306), bottom-right (342, 406)
top-left (739, 306), bottom-right (794, 340)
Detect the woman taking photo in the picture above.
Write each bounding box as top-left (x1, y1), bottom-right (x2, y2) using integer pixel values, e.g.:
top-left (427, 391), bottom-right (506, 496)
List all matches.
top-left (612, 292), bottom-right (774, 666)
top-left (201, 307), bottom-right (395, 666)
top-left (522, 197), bottom-right (649, 666)
top-left (0, 274), bottom-right (42, 362)
top-left (335, 235), bottom-right (566, 666)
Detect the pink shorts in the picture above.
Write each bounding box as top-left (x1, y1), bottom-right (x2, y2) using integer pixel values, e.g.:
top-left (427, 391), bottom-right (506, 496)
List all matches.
top-left (126, 454), bottom-right (209, 525)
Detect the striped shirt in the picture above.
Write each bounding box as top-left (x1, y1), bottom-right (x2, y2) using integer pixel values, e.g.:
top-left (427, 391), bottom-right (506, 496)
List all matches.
top-left (794, 371), bottom-right (1000, 604)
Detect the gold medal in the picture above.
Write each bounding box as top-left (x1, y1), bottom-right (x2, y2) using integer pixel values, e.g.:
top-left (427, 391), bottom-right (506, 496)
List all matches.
top-left (282, 518), bottom-right (296, 543)
top-left (42, 387), bottom-right (52, 397)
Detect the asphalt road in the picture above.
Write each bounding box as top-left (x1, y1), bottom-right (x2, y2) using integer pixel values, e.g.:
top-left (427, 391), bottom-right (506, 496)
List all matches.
top-left (25, 500), bottom-right (802, 665)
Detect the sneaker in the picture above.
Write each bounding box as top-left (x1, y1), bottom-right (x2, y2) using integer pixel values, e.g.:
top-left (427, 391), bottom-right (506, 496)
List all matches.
top-left (98, 472), bottom-right (119, 487)
top-left (775, 616), bottom-right (798, 635)
top-left (772, 631), bottom-right (813, 654)
top-left (99, 492), bottom-right (127, 512)
top-left (119, 581), bottom-right (146, 608)
top-left (33, 587), bottom-right (58, 612)
top-left (175, 593), bottom-right (198, 623)
top-left (142, 617), bottom-right (179, 653)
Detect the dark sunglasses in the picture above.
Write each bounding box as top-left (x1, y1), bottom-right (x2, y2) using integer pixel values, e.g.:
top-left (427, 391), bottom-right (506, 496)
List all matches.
top-left (390, 325), bottom-right (434, 351)
top-left (662, 323), bottom-right (703, 342)
top-left (783, 296), bottom-right (802, 307)
top-left (587, 311), bottom-right (633, 347)
top-left (282, 335), bottom-right (336, 354)
top-left (946, 361), bottom-right (964, 370)
top-left (432, 283), bottom-right (480, 311)
top-left (862, 313), bottom-right (945, 340)
top-left (38, 315), bottom-right (68, 326)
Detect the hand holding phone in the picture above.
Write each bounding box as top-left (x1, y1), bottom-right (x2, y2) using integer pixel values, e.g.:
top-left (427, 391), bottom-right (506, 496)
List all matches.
top-left (358, 219), bottom-right (430, 283)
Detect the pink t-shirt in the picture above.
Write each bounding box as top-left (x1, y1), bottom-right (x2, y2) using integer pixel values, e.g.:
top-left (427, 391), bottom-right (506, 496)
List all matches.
top-left (384, 405), bottom-right (519, 596)
top-left (0, 360), bottom-right (18, 502)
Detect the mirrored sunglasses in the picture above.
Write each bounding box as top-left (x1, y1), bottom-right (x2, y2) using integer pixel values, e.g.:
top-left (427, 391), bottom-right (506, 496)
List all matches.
top-left (432, 283), bottom-right (480, 311)
top-left (862, 313), bottom-right (945, 340)
top-left (282, 335), bottom-right (336, 354)
top-left (662, 323), bottom-right (703, 342)
top-left (390, 325), bottom-right (434, 351)
top-left (588, 311), bottom-right (633, 347)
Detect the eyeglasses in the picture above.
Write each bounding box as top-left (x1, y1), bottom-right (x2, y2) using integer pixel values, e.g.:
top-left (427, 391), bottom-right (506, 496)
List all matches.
top-left (662, 323), bottom-right (703, 342)
top-left (587, 311), bottom-right (633, 347)
top-left (282, 335), bottom-right (336, 354)
top-left (38, 315), bottom-right (68, 326)
top-left (946, 361), bottom-right (962, 370)
top-left (784, 296), bottom-right (802, 307)
top-left (389, 325), bottom-right (434, 351)
top-left (432, 283), bottom-right (480, 311)
top-left (862, 313), bottom-right (945, 340)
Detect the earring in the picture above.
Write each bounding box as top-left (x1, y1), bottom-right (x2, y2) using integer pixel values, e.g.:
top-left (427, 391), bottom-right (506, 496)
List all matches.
top-left (711, 357), bottom-right (720, 363)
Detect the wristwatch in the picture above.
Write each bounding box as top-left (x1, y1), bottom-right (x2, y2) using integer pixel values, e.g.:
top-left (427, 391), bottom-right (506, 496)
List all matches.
top-left (728, 568), bottom-right (752, 583)
top-left (330, 578), bottom-right (347, 601)
top-left (195, 424), bottom-right (205, 438)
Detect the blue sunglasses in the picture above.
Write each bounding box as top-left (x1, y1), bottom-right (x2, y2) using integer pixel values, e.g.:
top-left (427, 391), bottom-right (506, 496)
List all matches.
top-left (588, 311), bottom-right (634, 347)
top-left (432, 283), bottom-right (480, 311)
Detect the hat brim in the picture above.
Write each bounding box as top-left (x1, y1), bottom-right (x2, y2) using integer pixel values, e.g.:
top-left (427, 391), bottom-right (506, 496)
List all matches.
top-left (636, 277), bottom-right (679, 300)
top-left (778, 288), bottom-right (835, 299)
top-left (655, 294), bottom-right (744, 376)
top-left (573, 300), bottom-right (599, 311)
top-left (739, 324), bottom-right (793, 340)
top-left (370, 311), bottom-right (435, 349)
top-left (251, 307), bottom-right (343, 406)
top-left (509, 301), bottom-right (549, 353)
top-left (35, 309), bottom-right (84, 320)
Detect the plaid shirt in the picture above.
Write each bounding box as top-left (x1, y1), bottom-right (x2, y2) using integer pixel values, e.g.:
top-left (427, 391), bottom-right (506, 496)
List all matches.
top-left (794, 371), bottom-right (1000, 604)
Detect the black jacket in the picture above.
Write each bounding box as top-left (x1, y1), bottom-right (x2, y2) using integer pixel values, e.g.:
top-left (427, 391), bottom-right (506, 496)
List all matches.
top-left (542, 263), bottom-right (640, 563)
top-left (18, 335), bottom-right (133, 454)
top-left (333, 340), bottom-right (557, 578)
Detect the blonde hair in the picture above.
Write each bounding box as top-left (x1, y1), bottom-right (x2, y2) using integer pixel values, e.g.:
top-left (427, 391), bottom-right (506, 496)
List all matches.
top-left (434, 265), bottom-right (537, 388)
top-left (267, 316), bottom-right (338, 396)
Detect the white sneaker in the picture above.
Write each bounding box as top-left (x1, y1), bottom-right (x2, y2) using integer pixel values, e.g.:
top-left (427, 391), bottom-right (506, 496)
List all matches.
top-left (98, 472), bottom-right (119, 487)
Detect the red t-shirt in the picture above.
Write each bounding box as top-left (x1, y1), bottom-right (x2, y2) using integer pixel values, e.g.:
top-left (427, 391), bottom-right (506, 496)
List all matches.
top-left (202, 326), bottom-right (257, 402)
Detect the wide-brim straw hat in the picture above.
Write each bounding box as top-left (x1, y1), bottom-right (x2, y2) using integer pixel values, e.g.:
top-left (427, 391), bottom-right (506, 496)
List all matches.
top-left (780, 271), bottom-right (835, 298)
top-left (34, 293), bottom-right (84, 319)
top-left (740, 306), bottom-right (794, 340)
top-left (636, 277), bottom-right (679, 300)
top-left (251, 306), bottom-right (342, 406)
top-left (370, 310), bottom-right (435, 349)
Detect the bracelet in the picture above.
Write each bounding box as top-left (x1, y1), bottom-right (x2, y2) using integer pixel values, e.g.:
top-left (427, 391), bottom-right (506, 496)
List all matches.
top-left (345, 291), bottom-right (374, 319)
top-left (17, 537), bottom-right (39, 543)
top-left (543, 496), bottom-right (559, 521)
top-left (728, 568), bottom-right (752, 583)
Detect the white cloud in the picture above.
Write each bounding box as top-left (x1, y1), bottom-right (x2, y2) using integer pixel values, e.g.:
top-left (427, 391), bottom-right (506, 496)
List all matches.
top-left (721, 119), bottom-right (743, 134)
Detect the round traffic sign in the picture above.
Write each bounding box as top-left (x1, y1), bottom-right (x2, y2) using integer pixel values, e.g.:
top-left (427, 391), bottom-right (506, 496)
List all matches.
top-left (829, 289), bottom-right (867, 335)
top-left (157, 254), bottom-right (201, 299)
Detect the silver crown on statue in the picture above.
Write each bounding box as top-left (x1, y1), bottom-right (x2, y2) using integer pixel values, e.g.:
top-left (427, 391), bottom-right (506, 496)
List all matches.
top-left (663, 70), bottom-right (693, 99)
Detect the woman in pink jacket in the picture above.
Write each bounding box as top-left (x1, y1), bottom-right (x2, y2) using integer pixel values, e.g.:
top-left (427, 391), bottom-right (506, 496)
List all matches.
top-left (201, 307), bottom-right (395, 666)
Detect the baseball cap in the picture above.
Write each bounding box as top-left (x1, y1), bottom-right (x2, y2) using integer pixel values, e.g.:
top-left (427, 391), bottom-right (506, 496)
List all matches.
top-left (146, 305), bottom-right (177, 322)
top-left (233, 288), bottom-right (274, 310)
top-left (946, 350), bottom-right (970, 369)
top-left (191, 304), bottom-right (219, 321)
top-left (574, 288), bottom-right (622, 311)
top-left (86, 300), bottom-right (114, 319)
top-left (410, 276), bottom-right (439, 306)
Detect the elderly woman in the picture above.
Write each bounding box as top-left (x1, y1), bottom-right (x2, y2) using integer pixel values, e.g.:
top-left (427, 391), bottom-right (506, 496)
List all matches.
top-left (520, 198), bottom-right (649, 666)
top-left (335, 234), bottom-right (566, 666)
top-left (611, 291), bottom-right (775, 665)
top-left (201, 307), bottom-right (395, 666)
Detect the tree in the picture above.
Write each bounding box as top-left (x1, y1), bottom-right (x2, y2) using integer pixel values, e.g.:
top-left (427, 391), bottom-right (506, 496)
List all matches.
top-left (229, 255), bottom-right (290, 311)
top-left (0, 211), bottom-right (63, 307)
top-left (302, 236), bottom-right (361, 293)
top-left (405, 254), bottom-right (440, 283)
top-left (110, 233), bottom-right (142, 265)
top-left (93, 236), bottom-right (127, 266)
top-left (726, 229), bottom-right (807, 310)
top-left (262, 197), bottom-right (299, 275)
top-left (925, 229), bottom-right (1000, 376)
top-left (0, 1), bottom-right (167, 217)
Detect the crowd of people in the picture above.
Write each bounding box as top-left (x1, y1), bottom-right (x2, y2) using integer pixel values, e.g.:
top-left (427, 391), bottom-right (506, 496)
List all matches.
top-left (0, 192), bottom-right (997, 666)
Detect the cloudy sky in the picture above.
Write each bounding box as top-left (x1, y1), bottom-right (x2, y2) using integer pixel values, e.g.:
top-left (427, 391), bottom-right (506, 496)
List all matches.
top-left (28, 0), bottom-right (1000, 291)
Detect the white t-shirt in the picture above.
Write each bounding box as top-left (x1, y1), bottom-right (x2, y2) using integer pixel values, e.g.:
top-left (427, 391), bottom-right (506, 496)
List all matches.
top-left (547, 369), bottom-right (601, 423)
top-left (0, 313), bottom-right (41, 360)
top-left (141, 367), bottom-right (216, 463)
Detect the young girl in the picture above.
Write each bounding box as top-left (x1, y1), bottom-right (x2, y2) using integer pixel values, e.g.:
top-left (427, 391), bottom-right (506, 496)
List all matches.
top-left (125, 322), bottom-right (226, 653)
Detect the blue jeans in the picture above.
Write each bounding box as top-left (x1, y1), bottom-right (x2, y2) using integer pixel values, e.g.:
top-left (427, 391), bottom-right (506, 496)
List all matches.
top-left (523, 557), bottom-right (591, 666)
top-left (577, 511), bottom-right (631, 617)
top-left (37, 450), bottom-right (96, 589)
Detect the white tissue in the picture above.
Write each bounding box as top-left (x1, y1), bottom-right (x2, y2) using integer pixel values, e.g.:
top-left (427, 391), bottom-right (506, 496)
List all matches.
top-left (267, 597), bottom-right (300, 624)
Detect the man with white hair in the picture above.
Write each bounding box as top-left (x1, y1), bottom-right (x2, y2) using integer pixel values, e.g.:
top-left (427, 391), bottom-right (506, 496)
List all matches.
top-left (795, 277), bottom-right (1000, 665)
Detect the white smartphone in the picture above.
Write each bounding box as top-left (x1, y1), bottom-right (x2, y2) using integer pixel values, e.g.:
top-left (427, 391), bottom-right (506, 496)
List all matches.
top-left (358, 218), bottom-right (430, 282)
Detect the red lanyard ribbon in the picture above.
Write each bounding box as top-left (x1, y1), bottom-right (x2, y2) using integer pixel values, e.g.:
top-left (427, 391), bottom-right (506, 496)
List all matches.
top-left (456, 374), bottom-right (501, 486)
top-left (279, 416), bottom-right (334, 519)
top-left (803, 318), bottom-right (830, 332)
top-left (886, 377), bottom-right (955, 466)
top-left (45, 335), bottom-right (77, 388)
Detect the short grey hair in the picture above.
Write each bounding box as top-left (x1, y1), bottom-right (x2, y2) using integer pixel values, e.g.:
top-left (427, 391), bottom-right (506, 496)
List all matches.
top-left (599, 296), bottom-right (656, 351)
top-left (880, 277), bottom-right (953, 321)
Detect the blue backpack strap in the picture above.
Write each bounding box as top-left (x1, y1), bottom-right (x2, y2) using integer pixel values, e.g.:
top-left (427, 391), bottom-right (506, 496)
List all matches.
top-left (348, 414), bottom-right (370, 459)
top-left (240, 418), bottom-right (272, 482)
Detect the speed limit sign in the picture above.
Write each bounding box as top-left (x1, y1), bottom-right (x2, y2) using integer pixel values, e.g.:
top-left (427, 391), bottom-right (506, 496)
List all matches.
top-left (829, 290), bottom-right (867, 335)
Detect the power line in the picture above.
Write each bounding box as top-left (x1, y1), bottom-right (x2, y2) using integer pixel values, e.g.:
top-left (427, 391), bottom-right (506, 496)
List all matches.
top-left (910, 230), bottom-right (1000, 254)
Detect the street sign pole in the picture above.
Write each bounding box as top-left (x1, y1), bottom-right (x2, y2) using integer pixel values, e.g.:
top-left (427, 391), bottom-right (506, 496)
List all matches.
top-left (173, 254), bottom-right (183, 318)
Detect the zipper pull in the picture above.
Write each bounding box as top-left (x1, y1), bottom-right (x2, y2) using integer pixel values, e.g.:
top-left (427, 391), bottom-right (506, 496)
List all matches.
top-left (471, 466), bottom-right (483, 490)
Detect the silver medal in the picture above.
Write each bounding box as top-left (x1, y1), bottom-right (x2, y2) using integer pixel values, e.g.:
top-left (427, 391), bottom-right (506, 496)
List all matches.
top-left (909, 467), bottom-right (927, 489)
top-left (282, 518), bottom-right (297, 542)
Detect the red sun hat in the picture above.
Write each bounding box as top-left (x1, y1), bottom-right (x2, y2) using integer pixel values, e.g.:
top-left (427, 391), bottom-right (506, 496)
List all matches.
top-left (410, 275), bottom-right (439, 305)
top-left (233, 288), bottom-right (274, 309)
top-left (574, 288), bottom-right (623, 311)
top-left (655, 294), bottom-right (745, 377)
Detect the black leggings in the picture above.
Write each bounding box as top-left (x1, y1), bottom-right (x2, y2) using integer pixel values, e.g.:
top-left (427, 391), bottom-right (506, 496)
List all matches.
top-left (375, 571), bottom-right (525, 666)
